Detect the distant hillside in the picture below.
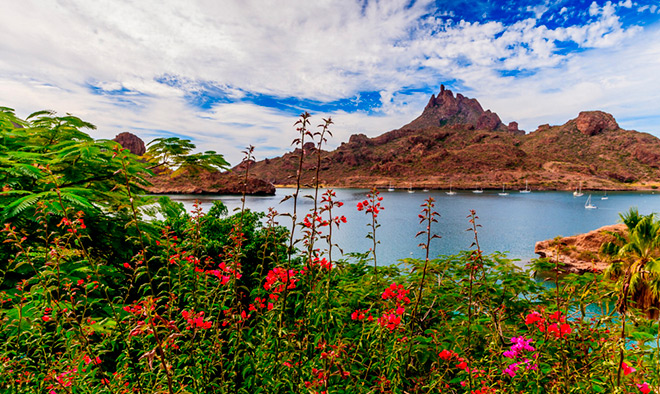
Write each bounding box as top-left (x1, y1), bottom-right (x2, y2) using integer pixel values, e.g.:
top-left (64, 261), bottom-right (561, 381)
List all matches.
top-left (241, 86), bottom-right (660, 191)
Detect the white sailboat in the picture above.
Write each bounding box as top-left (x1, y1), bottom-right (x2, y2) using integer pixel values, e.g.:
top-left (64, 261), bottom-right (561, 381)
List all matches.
top-left (573, 182), bottom-right (584, 197)
top-left (601, 192), bottom-right (608, 200)
top-left (498, 184), bottom-right (509, 196)
top-left (407, 183), bottom-right (415, 193)
top-left (446, 183), bottom-right (457, 195)
top-left (585, 194), bottom-right (597, 209)
top-left (520, 180), bottom-right (531, 193)
top-left (472, 186), bottom-right (483, 194)
top-left (388, 182), bottom-right (395, 192)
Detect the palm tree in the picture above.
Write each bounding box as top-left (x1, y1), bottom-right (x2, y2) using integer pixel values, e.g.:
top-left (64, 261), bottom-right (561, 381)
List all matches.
top-left (600, 207), bottom-right (660, 386)
top-left (601, 208), bottom-right (660, 318)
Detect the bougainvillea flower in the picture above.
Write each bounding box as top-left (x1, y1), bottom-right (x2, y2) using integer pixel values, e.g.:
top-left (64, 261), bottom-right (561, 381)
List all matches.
top-left (622, 361), bottom-right (636, 376)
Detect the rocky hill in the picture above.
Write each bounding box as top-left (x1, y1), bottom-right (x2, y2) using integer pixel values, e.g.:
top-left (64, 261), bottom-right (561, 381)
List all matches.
top-left (112, 132), bottom-right (275, 195)
top-left (242, 87), bottom-right (660, 191)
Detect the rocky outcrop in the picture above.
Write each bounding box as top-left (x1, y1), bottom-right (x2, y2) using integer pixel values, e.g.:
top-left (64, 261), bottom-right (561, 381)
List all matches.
top-left (575, 111), bottom-right (619, 136)
top-left (507, 121), bottom-right (524, 135)
top-left (113, 132), bottom-right (146, 156)
top-left (146, 170), bottom-right (275, 195)
top-left (534, 224), bottom-right (626, 274)
top-left (403, 85), bottom-right (508, 132)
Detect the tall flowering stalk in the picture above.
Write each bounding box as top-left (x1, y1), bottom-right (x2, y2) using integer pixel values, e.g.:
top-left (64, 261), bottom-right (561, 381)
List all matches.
top-left (273, 112), bottom-right (311, 372)
top-left (305, 118), bottom-right (333, 268)
top-left (410, 197), bottom-right (441, 323)
top-left (357, 187), bottom-right (384, 273)
top-left (405, 197), bottom-right (440, 374)
top-left (319, 189), bottom-right (346, 341)
top-left (465, 209), bottom-right (483, 392)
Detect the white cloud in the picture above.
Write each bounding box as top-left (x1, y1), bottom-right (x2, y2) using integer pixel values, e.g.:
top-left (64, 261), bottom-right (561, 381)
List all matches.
top-left (619, 0), bottom-right (633, 8)
top-left (0, 0), bottom-right (658, 164)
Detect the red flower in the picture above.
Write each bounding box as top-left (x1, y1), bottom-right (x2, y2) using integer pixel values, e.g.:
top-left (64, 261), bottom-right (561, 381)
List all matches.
top-left (622, 361), bottom-right (636, 376)
top-left (524, 311), bottom-right (543, 325)
top-left (547, 322), bottom-right (572, 338)
top-left (456, 358), bottom-right (469, 371)
top-left (181, 310), bottom-right (212, 330)
top-left (439, 349), bottom-right (456, 360)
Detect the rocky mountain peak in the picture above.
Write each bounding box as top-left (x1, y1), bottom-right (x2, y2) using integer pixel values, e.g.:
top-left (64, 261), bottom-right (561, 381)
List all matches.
top-left (574, 111), bottom-right (619, 136)
top-left (403, 85), bottom-right (508, 132)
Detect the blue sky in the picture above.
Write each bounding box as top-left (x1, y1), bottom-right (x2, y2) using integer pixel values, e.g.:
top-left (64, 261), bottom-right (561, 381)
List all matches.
top-left (1, 0), bottom-right (660, 164)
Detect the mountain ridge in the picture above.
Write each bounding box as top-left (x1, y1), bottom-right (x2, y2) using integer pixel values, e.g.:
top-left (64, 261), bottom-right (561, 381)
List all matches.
top-left (241, 87), bottom-right (660, 191)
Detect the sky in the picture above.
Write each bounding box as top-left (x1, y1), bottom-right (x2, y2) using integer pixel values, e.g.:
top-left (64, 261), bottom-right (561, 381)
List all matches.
top-left (1, 0), bottom-right (660, 165)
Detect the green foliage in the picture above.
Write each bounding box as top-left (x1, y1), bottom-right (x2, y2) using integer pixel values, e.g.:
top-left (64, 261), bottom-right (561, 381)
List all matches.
top-left (145, 137), bottom-right (230, 176)
top-left (1, 110), bottom-right (658, 394)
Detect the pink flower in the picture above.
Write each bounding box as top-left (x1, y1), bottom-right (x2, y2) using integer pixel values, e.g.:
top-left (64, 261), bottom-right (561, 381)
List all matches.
top-left (637, 382), bottom-right (650, 394)
top-left (622, 361), bottom-right (636, 376)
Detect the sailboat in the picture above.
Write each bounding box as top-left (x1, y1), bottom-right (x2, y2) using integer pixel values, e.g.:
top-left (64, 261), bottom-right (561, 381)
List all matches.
top-left (407, 183), bottom-right (415, 193)
top-left (446, 183), bottom-right (456, 196)
top-left (601, 192), bottom-right (608, 200)
top-left (388, 182), bottom-right (395, 192)
top-left (520, 180), bottom-right (531, 193)
top-left (585, 194), bottom-right (597, 209)
top-left (498, 184), bottom-right (509, 196)
top-left (573, 182), bottom-right (584, 197)
top-left (472, 186), bottom-right (483, 194)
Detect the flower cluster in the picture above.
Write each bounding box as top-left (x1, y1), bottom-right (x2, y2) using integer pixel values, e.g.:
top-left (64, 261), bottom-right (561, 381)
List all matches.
top-left (525, 310), bottom-right (572, 338)
top-left (264, 267), bottom-right (299, 293)
top-left (301, 257), bottom-right (332, 275)
top-left (437, 349), bottom-right (469, 371)
top-left (351, 309), bottom-right (373, 321)
top-left (83, 354), bottom-right (102, 366)
top-left (303, 213), bottom-right (329, 229)
top-left (382, 283), bottom-right (410, 304)
top-left (181, 309), bottom-right (212, 330)
top-left (320, 189), bottom-right (347, 226)
top-left (45, 367), bottom-right (77, 392)
top-left (42, 307), bottom-right (53, 322)
top-left (305, 341), bottom-right (350, 392)
top-left (356, 191), bottom-right (384, 217)
top-left (377, 283), bottom-right (411, 331)
top-left (122, 299), bottom-right (154, 316)
top-left (249, 296), bottom-right (274, 312)
top-left (201, 261), bottom-right (242, 285)
top-left (57, 212), bottom-right (87, 234)
top-left (502, 336), bottom-right (538, 378)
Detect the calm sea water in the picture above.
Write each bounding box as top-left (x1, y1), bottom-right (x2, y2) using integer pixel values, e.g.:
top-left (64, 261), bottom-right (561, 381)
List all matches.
top-left (165, 188), bottom-right (660, 266)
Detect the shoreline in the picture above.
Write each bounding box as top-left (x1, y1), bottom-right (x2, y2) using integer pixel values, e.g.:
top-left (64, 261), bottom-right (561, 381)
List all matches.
top-left (270, 184), bottom-right (659, 192)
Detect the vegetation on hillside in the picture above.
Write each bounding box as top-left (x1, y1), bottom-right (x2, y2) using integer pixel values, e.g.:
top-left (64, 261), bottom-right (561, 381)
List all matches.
top-left (1, 108), bottom-right (659, 393)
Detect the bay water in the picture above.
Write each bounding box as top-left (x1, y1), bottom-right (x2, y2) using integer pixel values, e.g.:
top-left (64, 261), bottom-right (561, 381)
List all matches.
top-left (165, 188), bottom-right (660, 267)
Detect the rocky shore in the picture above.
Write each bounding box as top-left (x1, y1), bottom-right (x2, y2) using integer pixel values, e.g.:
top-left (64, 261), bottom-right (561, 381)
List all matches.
top-left (534, 224), bottom-right (626, 274)
top-left (145, 171), bottom-right (275, 195)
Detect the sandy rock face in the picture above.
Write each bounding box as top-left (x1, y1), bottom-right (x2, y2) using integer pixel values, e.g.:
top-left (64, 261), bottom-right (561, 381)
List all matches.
top-left (575, 111), bottom-right (619, 136)
top-left (113, 132), bottom-right (146, 156)
top-left (534, 224), bottom-right (626, 274)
